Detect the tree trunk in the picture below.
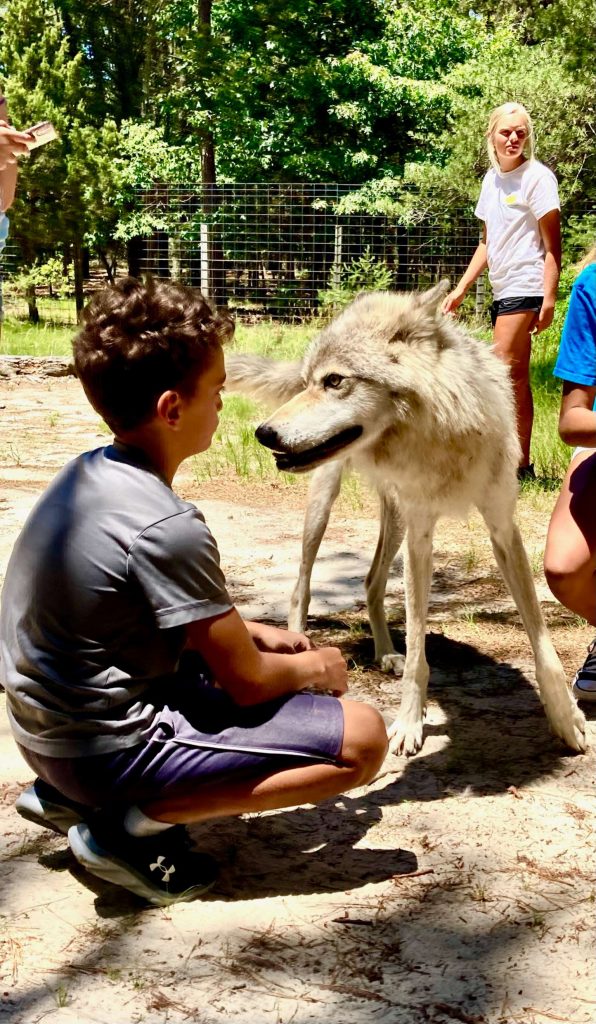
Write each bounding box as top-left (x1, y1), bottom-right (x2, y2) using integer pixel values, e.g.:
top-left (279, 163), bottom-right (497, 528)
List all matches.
top-left (127, 236), bottom-right (143, 278)
top-left (26, 283), bottom-right (40, 324)
top-left (72, 237), bottom-right (85, 319)
top-left (197, 0), bottom-right (226, 306)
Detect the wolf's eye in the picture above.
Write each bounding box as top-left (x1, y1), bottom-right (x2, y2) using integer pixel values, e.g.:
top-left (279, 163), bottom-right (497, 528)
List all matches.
top-left (324, 373), bottom-right (343, 389)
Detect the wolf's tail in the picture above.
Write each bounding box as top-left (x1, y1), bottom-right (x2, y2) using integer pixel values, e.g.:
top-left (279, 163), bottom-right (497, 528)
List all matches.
top-left (224, 353), bottom-right (304, 407)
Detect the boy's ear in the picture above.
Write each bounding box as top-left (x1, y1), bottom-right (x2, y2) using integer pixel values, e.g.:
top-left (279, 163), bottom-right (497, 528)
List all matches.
top-left (156, 390), bottom-right (183, 427)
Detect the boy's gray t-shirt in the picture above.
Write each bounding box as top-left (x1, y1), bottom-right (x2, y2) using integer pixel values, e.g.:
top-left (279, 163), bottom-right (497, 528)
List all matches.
top-left (0, 443), bottom-right (233, 757)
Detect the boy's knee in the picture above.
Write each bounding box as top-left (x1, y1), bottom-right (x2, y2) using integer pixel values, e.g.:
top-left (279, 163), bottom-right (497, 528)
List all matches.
top-left (544, 555), bottom-right (584, 599)
top-left (341, 702), bottom-right (388, 784)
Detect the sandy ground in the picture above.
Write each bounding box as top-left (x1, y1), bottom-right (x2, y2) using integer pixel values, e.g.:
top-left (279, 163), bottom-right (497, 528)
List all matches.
top-left (0, 373), bottom-right (595, 1024)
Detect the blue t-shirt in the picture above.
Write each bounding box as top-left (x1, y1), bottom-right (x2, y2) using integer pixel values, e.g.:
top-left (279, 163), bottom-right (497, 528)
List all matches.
top-left (553, 264), bottom-right (596, 388)
top-left (0, 212), bottom-right (8, 255)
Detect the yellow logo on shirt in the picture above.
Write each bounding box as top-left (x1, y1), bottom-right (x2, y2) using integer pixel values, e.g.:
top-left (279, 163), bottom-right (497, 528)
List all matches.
top-left (505, 194), bottom-right (518, 205)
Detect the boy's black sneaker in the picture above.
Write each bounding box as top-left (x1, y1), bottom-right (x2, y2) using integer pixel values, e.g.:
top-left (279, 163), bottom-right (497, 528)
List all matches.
top-left (68, 815), bottom-right (218, 906)
top-left (572, 637), bottom-right (596, 703)
top-left (15, 778), bottom-right (87, 836)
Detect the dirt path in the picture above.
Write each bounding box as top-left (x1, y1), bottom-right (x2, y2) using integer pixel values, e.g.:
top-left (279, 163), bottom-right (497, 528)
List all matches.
top-left (0, 376), bottom-right (594, 1024)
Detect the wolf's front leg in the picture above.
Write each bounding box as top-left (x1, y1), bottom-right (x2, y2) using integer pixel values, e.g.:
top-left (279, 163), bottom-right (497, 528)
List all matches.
top-left (288, 461), bottom-right (343, 632)
top-left (366, 485), bottom-right (405, 673)
top-left (387, 516), bottom-right (436, 755)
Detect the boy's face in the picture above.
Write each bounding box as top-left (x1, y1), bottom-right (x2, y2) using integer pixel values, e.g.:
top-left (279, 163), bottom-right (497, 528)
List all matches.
top-left (180, 343), bottom-right (226, 456)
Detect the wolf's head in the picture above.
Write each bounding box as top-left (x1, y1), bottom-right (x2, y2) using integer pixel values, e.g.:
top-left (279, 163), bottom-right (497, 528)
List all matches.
top-left (255, 281), bottom-right (457, 473)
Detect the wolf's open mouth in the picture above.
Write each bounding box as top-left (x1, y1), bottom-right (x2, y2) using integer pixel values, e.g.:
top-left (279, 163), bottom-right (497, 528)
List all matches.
top-left (271, 425), bottom-right (363, 472)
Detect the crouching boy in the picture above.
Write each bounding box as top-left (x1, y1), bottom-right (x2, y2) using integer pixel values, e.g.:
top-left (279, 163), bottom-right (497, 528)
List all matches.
top-left (0, 278), bottom-right (388, 905)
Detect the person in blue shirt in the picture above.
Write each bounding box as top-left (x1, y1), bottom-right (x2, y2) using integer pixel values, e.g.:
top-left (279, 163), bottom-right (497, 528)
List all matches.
top-left (544, 245), bottom-right (596, 701)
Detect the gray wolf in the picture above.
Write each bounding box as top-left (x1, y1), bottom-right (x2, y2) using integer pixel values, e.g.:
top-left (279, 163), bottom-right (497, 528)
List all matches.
top-left (225, 282), bottom-right (587, 756)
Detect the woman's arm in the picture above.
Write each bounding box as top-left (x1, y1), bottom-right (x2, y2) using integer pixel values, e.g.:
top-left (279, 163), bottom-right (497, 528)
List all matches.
top-left (442, 225), bottom-right (488, 314)
top-left (0, 159), bottom-right (18, 209)
top-left (536, 209), bottom-right (561, 334)
top-left (185, 607), bottom-right (348, 705)
top-left (558, 381), bottom-right (596, 447)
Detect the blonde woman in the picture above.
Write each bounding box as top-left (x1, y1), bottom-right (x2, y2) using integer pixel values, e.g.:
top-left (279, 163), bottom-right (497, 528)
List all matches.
top-left (544, 244), bottom-right (596, 701)
top-left (442, 102), bottom-right (561, 479)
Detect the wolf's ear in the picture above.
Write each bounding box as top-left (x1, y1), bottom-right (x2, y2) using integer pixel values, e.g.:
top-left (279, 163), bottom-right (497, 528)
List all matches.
top-left (419, 279), bottom-right (450, 313)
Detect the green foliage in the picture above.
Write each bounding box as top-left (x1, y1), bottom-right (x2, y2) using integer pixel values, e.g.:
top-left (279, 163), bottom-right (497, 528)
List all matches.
top-left (0, 0), bottom-right (593, 275)
top-left (4, 256), bottom-right (74, 297)
top-left (0, 0), bottom-right (120, 273)
top-left (319, 246), bottom-right (394, 311)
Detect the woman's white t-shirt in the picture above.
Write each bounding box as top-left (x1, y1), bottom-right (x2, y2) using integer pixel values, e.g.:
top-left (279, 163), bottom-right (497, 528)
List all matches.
top-left (475, 160), bottom-right (560, 301)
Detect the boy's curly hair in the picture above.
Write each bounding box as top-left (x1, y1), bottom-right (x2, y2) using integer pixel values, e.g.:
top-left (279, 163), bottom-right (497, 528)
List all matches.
top-left (73, 277), bottom-right (234, 433)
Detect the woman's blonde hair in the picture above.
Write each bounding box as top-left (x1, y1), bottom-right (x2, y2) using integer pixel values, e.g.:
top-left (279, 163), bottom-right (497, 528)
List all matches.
top-left (575, 243), bottom-right (596, 273)
top-left (486, 102), bottom-right (535, 172)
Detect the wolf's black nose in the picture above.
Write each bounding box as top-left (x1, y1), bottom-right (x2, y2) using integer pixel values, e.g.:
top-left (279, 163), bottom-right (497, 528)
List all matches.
top-left (255, 422), bottom-right (281, 450)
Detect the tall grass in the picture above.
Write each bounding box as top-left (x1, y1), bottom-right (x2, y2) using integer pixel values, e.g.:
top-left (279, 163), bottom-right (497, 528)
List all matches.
top-left (0, 318), bottom-right (75, 356)
top-left (1, 307), bottom-right (571, 485)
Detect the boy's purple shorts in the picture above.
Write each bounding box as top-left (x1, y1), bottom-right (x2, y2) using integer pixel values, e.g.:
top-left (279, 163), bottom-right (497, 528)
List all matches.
top-left (19, 674), bottom-right (345, 808)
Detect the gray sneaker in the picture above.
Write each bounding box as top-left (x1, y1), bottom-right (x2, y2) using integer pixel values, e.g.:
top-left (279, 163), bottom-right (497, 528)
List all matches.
top-left (572, 638), bottom-right (596, 703)
top-left (15, 778), bottom-right (87, 836)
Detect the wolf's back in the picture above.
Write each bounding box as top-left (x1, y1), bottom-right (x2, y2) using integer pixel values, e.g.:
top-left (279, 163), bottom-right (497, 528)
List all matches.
top-left (224, 353), bottom-right (304, 407)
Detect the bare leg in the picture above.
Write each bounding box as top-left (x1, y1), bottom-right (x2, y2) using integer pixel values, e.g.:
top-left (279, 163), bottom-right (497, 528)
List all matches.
top-left (387, 513), bottom-right (436, 756)
top-left (492, 310), bottom-right (538, 468)
top-left (288, 461), bottom-right (344, 632)
top-left (544, 449), bottom-right (596, 625)
top-left (140, 700), bottom-right (388, 824)
top-left (478, 482), bottom-right (586, 752)
top-left (365, 486), bottom-right (405, 668)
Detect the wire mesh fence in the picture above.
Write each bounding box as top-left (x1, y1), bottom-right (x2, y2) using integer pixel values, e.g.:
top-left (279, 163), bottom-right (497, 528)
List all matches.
top-left (1, 183), bottom-right (594, 325)
top-left (137, 183), bottom-right (487, 320)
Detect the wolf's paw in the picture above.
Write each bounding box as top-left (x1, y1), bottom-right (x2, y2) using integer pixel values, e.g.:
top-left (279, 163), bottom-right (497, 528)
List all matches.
top-left (544, 689), bottom-right (587, 753)
top-left (387, 716), bottom-right (424, 756)
top-left (537, 664), bottom-right (588, 753)
top-left (379, 652), bottom-right (406, 676)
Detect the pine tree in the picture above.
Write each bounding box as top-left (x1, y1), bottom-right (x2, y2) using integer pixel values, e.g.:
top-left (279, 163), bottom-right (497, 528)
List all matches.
top-left (0, 0), bottom-right (118, 314)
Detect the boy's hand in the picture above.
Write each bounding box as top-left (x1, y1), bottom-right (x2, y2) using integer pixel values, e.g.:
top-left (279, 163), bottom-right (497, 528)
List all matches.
top-left (247, 620), bottom-right (313, 653)
top-left (313, 646), bottom-right (348, 697)
top-left (186, 609), bottom-right (347, 705)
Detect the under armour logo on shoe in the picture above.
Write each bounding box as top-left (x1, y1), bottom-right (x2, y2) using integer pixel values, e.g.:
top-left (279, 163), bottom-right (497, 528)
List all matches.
top-left (150, 855), bottom-right (176, 883)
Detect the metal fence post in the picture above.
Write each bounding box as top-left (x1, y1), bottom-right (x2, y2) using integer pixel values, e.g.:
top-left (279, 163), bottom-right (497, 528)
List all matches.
top-left (200, 222), bottom-right (210, 298)
top-left (332, 222), bottom-right (343, 289)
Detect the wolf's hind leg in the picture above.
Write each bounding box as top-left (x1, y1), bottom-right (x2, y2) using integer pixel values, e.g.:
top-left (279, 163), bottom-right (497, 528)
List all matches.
top-left (365, 486), bottom-right (405, 671)
top-left (479, 491), bottom-right (586, 753)
top-left (387, 514), bottom-right (436, 756)
top-left (288, 461), bottom-right (344, 632)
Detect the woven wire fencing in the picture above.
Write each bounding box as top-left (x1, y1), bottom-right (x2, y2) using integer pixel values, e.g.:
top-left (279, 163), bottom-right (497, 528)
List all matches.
top-left (138, 183), bottom-right (486, 320)
top-left (1, 183), bottom-right (594, 325)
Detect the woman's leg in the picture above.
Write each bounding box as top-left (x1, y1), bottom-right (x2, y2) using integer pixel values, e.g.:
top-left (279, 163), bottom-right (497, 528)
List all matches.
top-left (544, 449), bottom-right (596, 625)
top-left (492, 310), bottom-right (538, 468)
top-left (141, 699), bottom-right (388, 825)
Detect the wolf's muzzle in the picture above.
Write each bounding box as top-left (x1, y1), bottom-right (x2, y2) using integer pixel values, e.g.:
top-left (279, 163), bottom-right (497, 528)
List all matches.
top-left (255, 423), bottom-right (363, 473)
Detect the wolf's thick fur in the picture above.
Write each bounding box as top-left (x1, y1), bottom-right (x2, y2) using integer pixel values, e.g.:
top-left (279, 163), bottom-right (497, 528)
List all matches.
top-left (225, 284), bottom-right (586, 755)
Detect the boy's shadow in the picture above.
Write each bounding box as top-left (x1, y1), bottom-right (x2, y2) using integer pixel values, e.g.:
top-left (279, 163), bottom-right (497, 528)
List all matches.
top-left (57, 795), bottom-right (417, 915)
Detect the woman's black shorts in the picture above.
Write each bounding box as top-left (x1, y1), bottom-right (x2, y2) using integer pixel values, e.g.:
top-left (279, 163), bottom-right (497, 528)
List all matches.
top-left (490, 295), bottom-right (542, 328)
